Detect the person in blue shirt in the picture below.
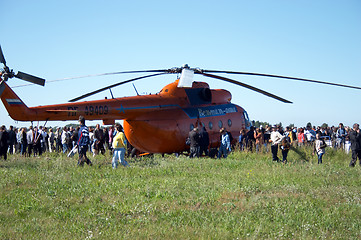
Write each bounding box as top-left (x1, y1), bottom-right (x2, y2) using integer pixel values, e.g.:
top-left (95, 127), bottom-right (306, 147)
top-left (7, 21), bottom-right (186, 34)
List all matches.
top-left (77, 116), bottom-right (92, 166)
top-left (238, 129), bottom-right (246, 151)
top-left (218, 128), bottom-right (231, 158)
top-left (336, 123), bottom-right (347, 149)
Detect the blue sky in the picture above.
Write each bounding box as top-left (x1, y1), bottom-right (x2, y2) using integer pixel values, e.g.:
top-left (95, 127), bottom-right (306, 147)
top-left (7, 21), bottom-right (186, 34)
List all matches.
top-left (1, 0), bottom-right (360, 128)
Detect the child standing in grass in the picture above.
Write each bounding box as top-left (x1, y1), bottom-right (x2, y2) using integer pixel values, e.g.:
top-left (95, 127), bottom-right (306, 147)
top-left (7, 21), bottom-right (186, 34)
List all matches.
top-left (314, 133), bottom-right (326, 164)
top-left (280, 138), bottom-right (290, 163)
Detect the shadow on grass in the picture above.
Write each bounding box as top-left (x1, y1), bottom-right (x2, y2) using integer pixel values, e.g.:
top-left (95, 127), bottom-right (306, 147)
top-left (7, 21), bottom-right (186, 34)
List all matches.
top-left (290, 146), bottom-right (309, 162)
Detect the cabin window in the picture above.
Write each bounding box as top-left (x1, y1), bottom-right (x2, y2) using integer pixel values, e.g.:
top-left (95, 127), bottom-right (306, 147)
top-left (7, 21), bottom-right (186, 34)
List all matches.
top-left (209, 122), bottom-right (213, 130)
top-left (190, 124), bottom-right (194, 131)
top-left (218, 120), bottom-right (223, 129)
top-left (228, 119), bottom-right (232, 127)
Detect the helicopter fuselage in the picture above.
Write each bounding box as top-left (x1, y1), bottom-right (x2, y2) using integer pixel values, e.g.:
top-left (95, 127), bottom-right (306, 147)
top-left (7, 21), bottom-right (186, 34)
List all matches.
top-left (1, 79), bottom-right (250, 153)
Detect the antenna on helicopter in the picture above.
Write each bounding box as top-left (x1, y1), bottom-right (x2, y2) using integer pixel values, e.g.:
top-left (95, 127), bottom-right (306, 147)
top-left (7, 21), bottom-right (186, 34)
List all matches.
top-left (132, 83), bottom-right (140, 96)
top-left (109, 88), bottom-right (114, 99)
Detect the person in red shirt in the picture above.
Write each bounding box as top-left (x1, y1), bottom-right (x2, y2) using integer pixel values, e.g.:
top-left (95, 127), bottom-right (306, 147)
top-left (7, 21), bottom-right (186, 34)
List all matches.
top-left (297, 128), bottom-right (306, 147)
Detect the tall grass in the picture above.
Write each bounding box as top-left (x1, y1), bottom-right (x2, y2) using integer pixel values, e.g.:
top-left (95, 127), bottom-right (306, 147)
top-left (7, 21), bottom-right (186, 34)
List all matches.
top-left (0, 147), bottom-right (360, 239)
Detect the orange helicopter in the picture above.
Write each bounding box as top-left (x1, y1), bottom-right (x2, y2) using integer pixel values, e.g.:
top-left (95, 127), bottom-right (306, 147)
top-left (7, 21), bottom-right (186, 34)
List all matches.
top-left (1, 45), bottom-right (361, 154)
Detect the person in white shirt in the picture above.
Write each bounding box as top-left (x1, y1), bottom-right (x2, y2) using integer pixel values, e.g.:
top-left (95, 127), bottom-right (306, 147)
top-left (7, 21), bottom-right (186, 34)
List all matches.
top-left (61, 127), bottom-right (69, 153)
top-left (269, 126), bottom-right (284, 162)
top-left (48, 128), bottom-right (55, 152)
top-left (304, 125), bottom-right (316, 143)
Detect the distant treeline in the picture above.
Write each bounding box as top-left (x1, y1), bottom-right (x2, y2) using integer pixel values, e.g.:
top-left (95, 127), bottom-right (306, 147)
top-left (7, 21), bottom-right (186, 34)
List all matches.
top-left (251, 120), bottom-right (330, 129)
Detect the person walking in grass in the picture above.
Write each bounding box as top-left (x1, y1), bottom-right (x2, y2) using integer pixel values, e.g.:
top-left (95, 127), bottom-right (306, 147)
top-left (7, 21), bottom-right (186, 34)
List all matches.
top-left (112, 124), bottom-right (129, 168)
top-left (77, 116), bottom-right (92, 166)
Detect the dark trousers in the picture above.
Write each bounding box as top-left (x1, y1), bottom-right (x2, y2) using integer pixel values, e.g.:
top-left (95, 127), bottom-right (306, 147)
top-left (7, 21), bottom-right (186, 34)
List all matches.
top-left (282, 149), bottom-right (289, 163)
top-left (56, 140), bottom-right (62, 152)
top-left (8, 144), bottom-right (15, 154)
top-left (190, 146), bottom-right (200, 158)
top-left (27, 143), bottom-right (33, 157)
top-left (247, 140), bottom-right (254, 152)
top-left (20, 143), bottom-right (27, 155)
top-left (318, 152), bottom-right (324, 164)
top-left (199, 145), bottom-right (209, 156)
top-left (350, 150), bottom-right (361, 167)
top-left (0, 147), bottom-right (7, 160)
top-left (271, 144), bottom-right (279, 161)
top-left (78, 146), bottom-right (92, 166)
top-left (34, 143), bottom-right (42, 156)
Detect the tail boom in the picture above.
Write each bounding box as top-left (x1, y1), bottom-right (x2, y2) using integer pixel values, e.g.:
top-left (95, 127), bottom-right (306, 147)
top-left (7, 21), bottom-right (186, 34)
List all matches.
top-left (0, 81), bottom-right (38, 121)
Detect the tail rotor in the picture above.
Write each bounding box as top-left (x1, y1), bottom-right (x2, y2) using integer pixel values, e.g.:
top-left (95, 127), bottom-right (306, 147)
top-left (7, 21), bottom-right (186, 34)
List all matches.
top-left (0, 45), bottom-right (45, 86)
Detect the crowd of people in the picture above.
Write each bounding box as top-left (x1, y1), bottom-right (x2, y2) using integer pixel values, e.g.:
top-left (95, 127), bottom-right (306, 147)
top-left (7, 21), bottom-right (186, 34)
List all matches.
top-left (0, 117), bottom-right (128, 168)
top-left (186, 122), bottom-right (361, 167)
top-left (0, 124), bottom-right (111, 159)
top-left (236, 122), bottom-right (361, 166)
top-left (1, 120), bottom-right (361, 167)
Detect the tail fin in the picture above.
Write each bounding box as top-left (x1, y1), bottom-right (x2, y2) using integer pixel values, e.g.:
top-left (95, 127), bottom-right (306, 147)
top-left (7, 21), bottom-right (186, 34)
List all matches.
top-left (0, 81), bottom-right (35, 121)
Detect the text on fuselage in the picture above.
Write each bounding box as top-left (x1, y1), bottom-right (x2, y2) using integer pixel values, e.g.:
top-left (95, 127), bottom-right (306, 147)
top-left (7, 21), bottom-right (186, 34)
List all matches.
top-left (67, 105), bottom-right (109, 116)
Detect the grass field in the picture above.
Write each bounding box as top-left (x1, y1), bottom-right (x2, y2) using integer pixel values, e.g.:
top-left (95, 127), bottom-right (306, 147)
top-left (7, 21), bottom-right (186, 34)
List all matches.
top-left (1, 147), bottom-right (360, 239)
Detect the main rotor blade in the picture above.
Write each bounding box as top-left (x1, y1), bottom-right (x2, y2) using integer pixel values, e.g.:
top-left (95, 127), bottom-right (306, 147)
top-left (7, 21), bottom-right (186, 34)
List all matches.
top-left (11, 69), bottom-right (170, 88)
top-left (199, 72), bottom-right (293, 103)
top-left (0, 45), bottom-right (6, 66)
top-left (52, 69), bottom-right (169, 79)
top-left (74, 69), bottom-right (170, 77)
top-left (15, 71), bottom-right (45, 86)
top-left (202, 70), bottom-right (361, 90)
top-left (69, 72), bottom-right (167, 102)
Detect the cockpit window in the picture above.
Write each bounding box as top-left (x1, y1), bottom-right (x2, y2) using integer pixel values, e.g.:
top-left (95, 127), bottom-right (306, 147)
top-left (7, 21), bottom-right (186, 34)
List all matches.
top-left (243, 110), bottom-right (251, 130)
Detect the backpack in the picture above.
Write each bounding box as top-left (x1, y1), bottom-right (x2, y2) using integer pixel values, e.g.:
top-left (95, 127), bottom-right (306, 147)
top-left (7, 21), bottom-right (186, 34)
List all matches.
top-left (78, 127), bottom-right (90, 146)
top-left (320, 139), bottom-right (327, 149)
